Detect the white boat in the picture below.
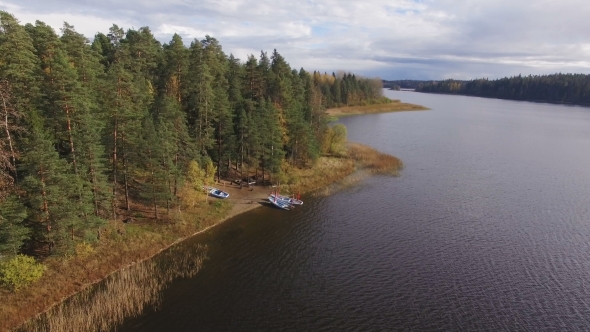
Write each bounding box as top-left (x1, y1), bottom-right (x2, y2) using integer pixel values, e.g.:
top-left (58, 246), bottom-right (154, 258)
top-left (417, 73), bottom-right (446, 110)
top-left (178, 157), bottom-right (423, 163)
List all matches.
top-left (269, 194), bottom-right (303, 205)
top-left (209, 188), bottom-right (229, 199)
top-left (268, 195), bottom-right (291, 210)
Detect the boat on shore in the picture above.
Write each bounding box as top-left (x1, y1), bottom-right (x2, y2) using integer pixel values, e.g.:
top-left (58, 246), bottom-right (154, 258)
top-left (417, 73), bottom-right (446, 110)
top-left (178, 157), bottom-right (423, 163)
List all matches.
top-left (209, 188), bottom-right (229, 199)
top-left (269, 194), bottom-right (303, 205)
top-left (268, 195), bottom-right (292, 210)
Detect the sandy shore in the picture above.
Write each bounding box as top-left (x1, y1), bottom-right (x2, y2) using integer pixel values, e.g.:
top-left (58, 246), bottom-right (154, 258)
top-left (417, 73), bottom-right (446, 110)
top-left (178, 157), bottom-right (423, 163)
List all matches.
top-left (212, 181), bottom-right (274, 218)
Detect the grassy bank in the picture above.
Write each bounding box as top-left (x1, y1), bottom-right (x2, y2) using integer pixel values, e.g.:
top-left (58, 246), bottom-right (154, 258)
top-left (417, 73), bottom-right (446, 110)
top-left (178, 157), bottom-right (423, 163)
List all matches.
top-left (1, 144), bottom-right (403, 332)
top-left (326, 99), bottom-right (428, 118)
top-left (0, 202), bottom-right (232, 332)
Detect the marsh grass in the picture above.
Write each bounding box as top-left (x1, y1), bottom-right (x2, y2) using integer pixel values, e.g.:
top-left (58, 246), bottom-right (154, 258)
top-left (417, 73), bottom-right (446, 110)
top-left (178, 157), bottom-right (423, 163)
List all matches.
top-left (18, 245), bottom-right (208, 332)
top-left (326, 100), bottom-right (428, 117)
top-left (276, 143), bottom-right (403, 197)
top-left (0, 202), bottom-right (231, 332)
top-left (347, 143), bottom-right (404, 176)
top-left (278, 156), bottom-right (355, 196)
top-left (2, 144), bottom-right (402, 331)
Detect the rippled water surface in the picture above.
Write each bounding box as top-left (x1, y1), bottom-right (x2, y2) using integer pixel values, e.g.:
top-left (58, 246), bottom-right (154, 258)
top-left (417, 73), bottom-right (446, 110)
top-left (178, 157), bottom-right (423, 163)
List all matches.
top-left (118, 91), bottom-right (590, 331)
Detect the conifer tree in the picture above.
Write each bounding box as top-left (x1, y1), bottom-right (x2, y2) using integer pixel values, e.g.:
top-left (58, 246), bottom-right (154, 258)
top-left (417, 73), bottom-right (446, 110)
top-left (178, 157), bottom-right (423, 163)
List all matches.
top-left (0, 12), bottom-right (39, 187)
top-left (159, 34), bottom-right (193, 199)
top-left (0, 195), bottom-right (29, 258)
top-left (103, 24), bottom-right (149, 214)
top-left (60, 23), bottom-right (111, 218)
top-left (20, 118), bottom-right (84, 254)
top-left (186, 40), bottom-right (214, 154)
top-left (0, 80), bottom-right (21, 196)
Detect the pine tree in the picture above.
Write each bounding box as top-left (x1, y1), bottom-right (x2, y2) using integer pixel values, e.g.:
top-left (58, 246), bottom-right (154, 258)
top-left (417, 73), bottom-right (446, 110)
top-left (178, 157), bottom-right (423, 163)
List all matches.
top-left (20, 118), bottom-right (83, 254)
top-left (201, 37), bottom-right (234, 181)
top-left (0, 12), bottom-right (39, 189)
top-left (60, 23), bottom-right (111, 218)
top-left (103, 25), bottom-right (151, 215)
top-left (186, 40), bottom-right (215, 154)
top-left (0, 80), bottom-right (22, 197)
top-left (0, 195), bottom-right (29, 258)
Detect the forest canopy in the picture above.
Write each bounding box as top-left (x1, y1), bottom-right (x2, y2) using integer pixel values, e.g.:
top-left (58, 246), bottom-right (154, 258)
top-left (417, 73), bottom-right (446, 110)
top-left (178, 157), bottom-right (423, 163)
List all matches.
top-left (0, 11), bottom-right (384, 259)
top-left (415, 74), bottom-right (590, 105)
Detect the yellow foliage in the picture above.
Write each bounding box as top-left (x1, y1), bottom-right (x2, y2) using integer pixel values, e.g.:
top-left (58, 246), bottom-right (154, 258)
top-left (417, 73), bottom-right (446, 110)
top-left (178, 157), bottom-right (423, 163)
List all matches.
top-left (75, 242), bottom-right (95, 259)
top-left (0, 255), bottom-right (46, 292)
top-left (203, 159), bottom-right (216, 186)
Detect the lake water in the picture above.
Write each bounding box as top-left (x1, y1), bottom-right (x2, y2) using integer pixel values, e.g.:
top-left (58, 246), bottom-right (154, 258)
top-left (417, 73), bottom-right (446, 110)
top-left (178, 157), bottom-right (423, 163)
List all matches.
top-left (117, 91), bottom-right (590, 331)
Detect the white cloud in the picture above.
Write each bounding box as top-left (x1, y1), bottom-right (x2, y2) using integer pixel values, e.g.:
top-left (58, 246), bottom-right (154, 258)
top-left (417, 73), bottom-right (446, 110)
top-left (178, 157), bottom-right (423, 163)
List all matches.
top-left (2, 0), bottom-right (590, 79)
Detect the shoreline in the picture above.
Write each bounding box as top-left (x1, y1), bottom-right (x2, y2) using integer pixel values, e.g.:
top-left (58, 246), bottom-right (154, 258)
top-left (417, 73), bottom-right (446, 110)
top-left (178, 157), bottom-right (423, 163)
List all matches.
top-left (2, 143), bottom-right (402, 331)
top-left (1, 154), bottom-right (356, 331)
top-left (416, 91), bottom-right (590, 108)
top-left (326, 100), bottom-right (428, 118)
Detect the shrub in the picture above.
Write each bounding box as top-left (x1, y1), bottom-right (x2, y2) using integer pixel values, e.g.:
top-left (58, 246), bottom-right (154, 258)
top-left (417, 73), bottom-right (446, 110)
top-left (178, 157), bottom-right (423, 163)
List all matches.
top-left (75, 242), bottom-right (95, 259)
top-left (0, 254), bottom-right (46, 291)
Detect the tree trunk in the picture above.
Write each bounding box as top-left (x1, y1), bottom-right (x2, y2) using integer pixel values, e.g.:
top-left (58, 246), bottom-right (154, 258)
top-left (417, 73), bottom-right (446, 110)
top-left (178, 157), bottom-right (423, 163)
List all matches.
top-left (40, 167), bottom-right (50, 232)
top-left (89, 154), bottom-right (100, 216)
top-left (149, 149), bottom-right (158, 220)
top-left (0, 82), bottom-right (17, 181)
top-left (62, 86), bottom-right (77, 173)
top-left (217, 122), bottom-right (222, 182)
top-left (112, 115), bottom-right (118, 220)
top-left (122, 132), bottom-right (130, 211)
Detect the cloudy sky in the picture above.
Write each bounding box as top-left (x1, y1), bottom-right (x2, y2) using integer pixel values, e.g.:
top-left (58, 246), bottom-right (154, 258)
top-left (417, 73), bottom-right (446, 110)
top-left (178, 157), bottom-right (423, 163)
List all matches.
top-left (2, 0), bottom-right (590, 80)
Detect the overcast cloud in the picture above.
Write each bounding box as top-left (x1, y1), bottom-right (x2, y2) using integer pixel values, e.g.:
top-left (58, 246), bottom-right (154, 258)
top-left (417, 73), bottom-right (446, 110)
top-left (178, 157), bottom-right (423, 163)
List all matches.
top-left (2, 0), bottom-right (589, 79)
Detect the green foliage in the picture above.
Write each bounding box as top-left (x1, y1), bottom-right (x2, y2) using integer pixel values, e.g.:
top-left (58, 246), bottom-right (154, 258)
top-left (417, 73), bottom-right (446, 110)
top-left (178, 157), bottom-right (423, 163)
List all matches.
top-left (203, 158), bottom-right (216, 186)
top-left (416, 74), bottom-right (590, 105)
top-left (75, 242), bottom-right (94, 258)
top-left (322, 124), bottom-right (347, 156)
top-left (0, 254), bottom-right (46, 291)
top-left (0, 11), bottom-right (381, 258)
top-left (0, 196), bottom-right (29, 257)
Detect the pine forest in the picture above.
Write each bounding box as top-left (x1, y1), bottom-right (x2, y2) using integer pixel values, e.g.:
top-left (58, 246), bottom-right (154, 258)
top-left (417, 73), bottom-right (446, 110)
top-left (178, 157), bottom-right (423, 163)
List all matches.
top-left (0, 11), bottom-right (385, 260)
top-left (415, 74), bottom-right (590, 105)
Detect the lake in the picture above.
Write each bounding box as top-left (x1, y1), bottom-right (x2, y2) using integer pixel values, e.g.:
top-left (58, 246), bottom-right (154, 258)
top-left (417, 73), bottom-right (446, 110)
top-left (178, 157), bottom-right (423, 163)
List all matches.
top-left (117, 91), bottom-right (590, 331)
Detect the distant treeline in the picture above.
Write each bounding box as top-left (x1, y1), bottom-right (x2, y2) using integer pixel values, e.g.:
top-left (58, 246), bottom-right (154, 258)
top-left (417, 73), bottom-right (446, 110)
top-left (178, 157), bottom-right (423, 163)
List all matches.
top-left (415, 74), bottom-right (590, 105)
top-left (382, 80), bottom-right (436, 90)
top-left (0, 11), bottom-right (383, 258)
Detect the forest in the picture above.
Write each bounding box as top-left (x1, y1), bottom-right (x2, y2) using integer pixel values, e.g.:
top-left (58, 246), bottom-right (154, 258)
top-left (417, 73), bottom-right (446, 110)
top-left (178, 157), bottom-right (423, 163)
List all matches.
top-left (382, 80), bottom-right (435, 90)
top-left (415, 74), bottom-right (590, 105)
top-left (0, 11), bottom-right (385, 262)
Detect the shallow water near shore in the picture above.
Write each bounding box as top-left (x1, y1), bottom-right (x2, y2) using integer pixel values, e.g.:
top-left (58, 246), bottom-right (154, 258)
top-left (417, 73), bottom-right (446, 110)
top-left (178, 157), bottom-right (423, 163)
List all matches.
top-left (113, 90), bottom-right (590, 331)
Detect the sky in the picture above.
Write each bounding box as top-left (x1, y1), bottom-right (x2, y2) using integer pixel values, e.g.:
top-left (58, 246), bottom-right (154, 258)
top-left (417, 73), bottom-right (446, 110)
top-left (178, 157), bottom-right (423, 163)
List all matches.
top-left (2, 0), bottom-right (590, 80)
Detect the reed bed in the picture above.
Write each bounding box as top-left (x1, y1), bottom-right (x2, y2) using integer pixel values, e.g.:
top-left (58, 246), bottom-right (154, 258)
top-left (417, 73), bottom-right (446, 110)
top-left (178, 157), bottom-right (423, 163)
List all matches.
top-left (347, 143), bottom-right (404, 176)
top-left (278, 156), bottom-right (355, 196)
top-left (17, 245), bottom-right (208, 332)
top-left (277, 143), bottom-right (403, 198)
top-left (326, 101), bottom-right (428, 117)
top-left (3, 144), bottom-right (402, 331)
top-left (0, 202), bottom-right (231, 332)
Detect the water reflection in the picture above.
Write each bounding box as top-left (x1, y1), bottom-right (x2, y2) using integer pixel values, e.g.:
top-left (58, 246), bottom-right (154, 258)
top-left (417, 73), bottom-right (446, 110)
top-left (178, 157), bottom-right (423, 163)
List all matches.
top-left (117, 91), bottom-right (590, 331)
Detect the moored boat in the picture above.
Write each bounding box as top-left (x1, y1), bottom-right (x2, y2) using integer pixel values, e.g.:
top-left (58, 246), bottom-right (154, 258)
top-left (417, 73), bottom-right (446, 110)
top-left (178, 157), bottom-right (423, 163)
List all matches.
top-left (268, 195), bottom-right (292, 210)
top-left (269, 194), bottom-right (303, 205)
top-left (209, 188), bottom-right (229, 199)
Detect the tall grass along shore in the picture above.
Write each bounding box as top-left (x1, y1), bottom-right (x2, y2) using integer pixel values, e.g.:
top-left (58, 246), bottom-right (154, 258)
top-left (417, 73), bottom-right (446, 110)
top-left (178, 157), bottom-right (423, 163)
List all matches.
top-left (2, 143), bottom-right (404, 331)
top-left (326, 99), bottom-right (428, 118)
